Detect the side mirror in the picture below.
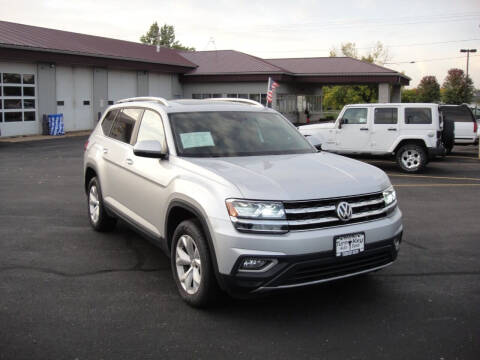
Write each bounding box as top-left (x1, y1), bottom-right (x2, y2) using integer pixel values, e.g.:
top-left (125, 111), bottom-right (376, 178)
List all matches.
top-left (133, 140), bottom-right (168, 159)
top-left (339, 118), bottom-right (347, 129)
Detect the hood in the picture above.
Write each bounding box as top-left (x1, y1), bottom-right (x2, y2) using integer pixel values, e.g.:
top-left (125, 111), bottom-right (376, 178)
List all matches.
top-left (185, 152), bottom-right (390, 200)
top-left (298, 122), bottom-right (336, 131)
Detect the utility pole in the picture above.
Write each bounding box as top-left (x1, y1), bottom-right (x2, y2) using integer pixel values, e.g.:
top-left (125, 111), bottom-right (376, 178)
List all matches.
top-left (460, 49), bottom-right (477, 79)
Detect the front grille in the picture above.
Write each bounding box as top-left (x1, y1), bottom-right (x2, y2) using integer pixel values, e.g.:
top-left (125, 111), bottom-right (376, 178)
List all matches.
top-left (284, 192), bottom-right (390, 231)
top-left (269, 244), bottom-right (394, 287)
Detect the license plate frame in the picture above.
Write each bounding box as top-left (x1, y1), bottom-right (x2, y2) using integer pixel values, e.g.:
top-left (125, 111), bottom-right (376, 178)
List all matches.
top-left (334, 232), bottom-right (365, 257)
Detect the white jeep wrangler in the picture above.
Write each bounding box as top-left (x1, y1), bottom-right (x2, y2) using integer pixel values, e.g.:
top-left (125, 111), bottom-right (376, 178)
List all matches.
top-left (299, 103), bottom-right (447, 172)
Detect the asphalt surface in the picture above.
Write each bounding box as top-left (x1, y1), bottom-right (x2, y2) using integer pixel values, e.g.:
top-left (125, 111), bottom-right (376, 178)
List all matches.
top-left (0, 137), bottom-right (479, 360)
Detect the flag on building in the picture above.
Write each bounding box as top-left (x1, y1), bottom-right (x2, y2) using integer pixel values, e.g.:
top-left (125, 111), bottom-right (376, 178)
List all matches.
top-left (266, 77), bottom-right (279, 107)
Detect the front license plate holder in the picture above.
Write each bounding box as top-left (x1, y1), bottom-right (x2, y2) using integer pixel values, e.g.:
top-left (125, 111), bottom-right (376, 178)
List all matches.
top-left (335, 232), bottom-right (365, 257)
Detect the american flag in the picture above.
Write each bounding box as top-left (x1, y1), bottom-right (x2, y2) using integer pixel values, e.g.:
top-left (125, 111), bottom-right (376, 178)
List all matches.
top-left (266, 77), bottom-right (279, 107)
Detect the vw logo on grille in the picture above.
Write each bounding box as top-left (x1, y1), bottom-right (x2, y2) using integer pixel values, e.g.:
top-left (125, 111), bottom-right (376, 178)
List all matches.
top-left (336, 201), bottom-right (352, 221)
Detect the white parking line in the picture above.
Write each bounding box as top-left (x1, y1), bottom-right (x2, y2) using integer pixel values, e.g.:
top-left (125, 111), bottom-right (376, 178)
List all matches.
top-left (387, 174), bottom-right (480, 181)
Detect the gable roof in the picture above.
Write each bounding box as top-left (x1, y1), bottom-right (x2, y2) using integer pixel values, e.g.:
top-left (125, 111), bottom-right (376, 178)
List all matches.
top-left (179, 50), bottom-right (286, 75)
top-left (266, 57), bottom-right (403, 76)
top-left (0, 20), bottom-right (196, 68)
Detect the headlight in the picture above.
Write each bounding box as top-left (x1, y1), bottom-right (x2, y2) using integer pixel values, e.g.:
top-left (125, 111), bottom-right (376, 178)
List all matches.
top-left (383, 186), bottom-right (397, 206)
top-left (226, 199), bottom-right (288, 233)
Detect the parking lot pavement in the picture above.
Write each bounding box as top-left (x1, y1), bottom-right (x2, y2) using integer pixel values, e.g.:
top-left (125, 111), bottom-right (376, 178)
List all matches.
top-left (0, 137), bottom-right (479, 360)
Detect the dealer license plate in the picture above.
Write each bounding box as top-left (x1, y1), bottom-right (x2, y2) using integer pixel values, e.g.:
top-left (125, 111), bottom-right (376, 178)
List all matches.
top-left (335, 233), bottom-right (365, 257)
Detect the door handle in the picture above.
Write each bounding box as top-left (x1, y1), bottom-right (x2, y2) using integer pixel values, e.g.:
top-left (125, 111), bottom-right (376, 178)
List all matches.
top-left (103, 148), bottom-right (108, 154)
top-left (360, 128), bottom-right (369, 131)
top-left (126, 158), bottom-right (133, 165)
top-left (388, 128), bottom-right (397, 131)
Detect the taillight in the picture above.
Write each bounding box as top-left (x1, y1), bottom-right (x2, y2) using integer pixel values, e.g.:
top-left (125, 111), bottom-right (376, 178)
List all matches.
top-left (84, 140), bottom-right (89, 151)
top-left (474, 121), bottom-right (478, 133)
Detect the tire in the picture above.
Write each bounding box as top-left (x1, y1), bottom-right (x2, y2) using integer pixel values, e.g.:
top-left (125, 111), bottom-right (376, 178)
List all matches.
top-left (87, 177), bottom-right (117, 232)
top-left (171, 219), bottom-right (220, 308)
top-left (396, 144), bottom-right (427, 173)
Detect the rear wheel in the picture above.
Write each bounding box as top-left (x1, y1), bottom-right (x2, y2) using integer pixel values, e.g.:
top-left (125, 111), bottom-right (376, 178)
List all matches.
top-left (171, 219), bottom-right (220, 307)
top-left (87, 177), bottom-right (117, 232)
top-left (396, 144), bottom-right (427, 173)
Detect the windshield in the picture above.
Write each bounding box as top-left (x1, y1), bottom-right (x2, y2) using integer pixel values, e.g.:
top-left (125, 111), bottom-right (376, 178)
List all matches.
top-left (169, 111), bottom-right (316, 157)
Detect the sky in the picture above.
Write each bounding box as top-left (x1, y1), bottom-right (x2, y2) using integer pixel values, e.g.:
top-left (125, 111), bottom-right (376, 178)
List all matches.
top-left (1, 0), bottom-right (479, 88)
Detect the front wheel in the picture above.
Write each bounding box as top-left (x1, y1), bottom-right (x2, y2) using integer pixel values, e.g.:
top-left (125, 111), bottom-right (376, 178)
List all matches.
top-left (396, 144), bottom-right (427, 173)
top-left (171, 219), bottom-right (220, 307)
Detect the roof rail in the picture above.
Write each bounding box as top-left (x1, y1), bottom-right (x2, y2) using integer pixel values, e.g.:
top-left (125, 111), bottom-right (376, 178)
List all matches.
top-left (115, 97), bottom-right (169, 107)
top-left (203, 98), bottom-right (264, 108)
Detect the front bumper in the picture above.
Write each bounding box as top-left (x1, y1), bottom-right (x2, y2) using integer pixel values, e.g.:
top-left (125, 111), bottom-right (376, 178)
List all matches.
top-left (219, 232), bottom-right (401, 295)
top-left (210, 207), bottom-right (403, 295)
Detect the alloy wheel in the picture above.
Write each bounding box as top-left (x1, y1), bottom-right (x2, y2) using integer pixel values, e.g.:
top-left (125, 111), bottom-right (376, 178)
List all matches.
top-left (175, 235), bottom-right (202, 294)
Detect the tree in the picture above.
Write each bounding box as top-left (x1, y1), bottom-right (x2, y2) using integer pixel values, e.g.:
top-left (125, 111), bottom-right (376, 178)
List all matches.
top-left (140, 22), bottom-right (195, 51)
top-left (416, 76), bottom-right (440, 103)
top-left (442, 68), bottom-right (475, 104)
top-left (324, 42), bottom-right (388, 109)
top-left (401, 88), bottom-right (419, 103)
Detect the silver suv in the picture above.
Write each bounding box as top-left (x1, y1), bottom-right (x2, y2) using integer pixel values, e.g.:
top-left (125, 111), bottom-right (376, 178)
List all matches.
top-left (84, 97), bottom-right (403, 307)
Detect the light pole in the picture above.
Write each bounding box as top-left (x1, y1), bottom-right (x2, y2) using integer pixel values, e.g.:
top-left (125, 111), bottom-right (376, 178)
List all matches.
top-left (460, 49), bottom-right (477, 79)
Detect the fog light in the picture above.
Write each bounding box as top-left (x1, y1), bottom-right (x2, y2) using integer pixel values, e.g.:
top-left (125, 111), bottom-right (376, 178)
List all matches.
top-left (239, 258), bottom-right (277, 272)
top-left (394, 236), bottom-right (401, 251)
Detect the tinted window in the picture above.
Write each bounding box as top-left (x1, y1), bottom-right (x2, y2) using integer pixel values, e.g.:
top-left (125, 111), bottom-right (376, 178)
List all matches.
top-left (4, 99), bottom-right (22, 109)
top-left (374, 108), bottom-right (398, 124)
top-left (101, 109), bottom-right (118, 135)
top-left (4, 112), bottom-right (22, 122)
top-left (3, 73), bottom-right (21, 83)
top-left (23, 99), bottom-right (35, 109)
top-left (342, 108), bottom-right (368, 124)
top-left (24, 112), bottom-right (35, 121)
top-left (169, 111), bottom-right (314, 157)
top-left (23, 87), bottom-right (35, 97)
top-left (4, 86), bottom-right (21, 96)
top-left (109, 108), bottom-right (143, 143)
top-left (137, 110), bottom-right (165, 144)
top-left (440, 107), bottom-right (475, 123)
top-left (405, 108), bottom-right (432, 124)
top-left (22, 74), bottom-right (35, 84)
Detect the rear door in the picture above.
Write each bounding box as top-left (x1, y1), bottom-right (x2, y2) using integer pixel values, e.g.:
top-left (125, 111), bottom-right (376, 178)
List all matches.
top-left (371, 107), bottom-right (399, 152)
top-left (335, 107), bottom-right (371, 152)
top-left (101, 108), bottom-right (144, 215)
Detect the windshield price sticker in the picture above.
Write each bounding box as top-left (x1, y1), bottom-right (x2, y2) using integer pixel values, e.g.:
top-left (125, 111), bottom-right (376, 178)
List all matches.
top-left (180, 132), bottom-right (215, 149)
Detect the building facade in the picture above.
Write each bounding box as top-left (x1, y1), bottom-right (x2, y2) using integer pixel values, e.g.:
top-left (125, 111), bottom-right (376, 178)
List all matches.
top-left (0, 21), bottom-right (409, 137)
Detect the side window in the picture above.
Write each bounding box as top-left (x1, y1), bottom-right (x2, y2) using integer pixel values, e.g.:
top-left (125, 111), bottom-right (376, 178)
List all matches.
top-left (405, 108), bottom-right (432, 124)
top-left (109, 108), bottom-right (143, 144)
top-left (374, 108), bottom-right (398, 124)
top-left (101, 109), bottom-right (118, 135)
top-left (341, 108), bottom-right (368, 124)
top-left (136, 110), bottom-right (166, 146)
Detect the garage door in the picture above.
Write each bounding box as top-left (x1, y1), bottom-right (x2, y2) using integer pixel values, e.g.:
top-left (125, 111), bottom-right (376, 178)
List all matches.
top-left (56, 66), bottom-right (93, 131)
top-left (0, 62), bottom-right (38, 137)
top-left (149, 73), bottom-right (172, 98)
top-left (108, 70), bottom-right (137, 102)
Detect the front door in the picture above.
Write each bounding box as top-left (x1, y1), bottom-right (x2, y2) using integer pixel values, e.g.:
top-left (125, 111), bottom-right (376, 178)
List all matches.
top-left (125, 109), bottom-right (173, 237)
top-left (335, 107), bottom-right (371, 152)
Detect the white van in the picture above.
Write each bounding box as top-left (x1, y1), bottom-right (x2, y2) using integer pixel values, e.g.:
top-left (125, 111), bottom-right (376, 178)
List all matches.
top-left (299, 103), bottom-right (446, 173)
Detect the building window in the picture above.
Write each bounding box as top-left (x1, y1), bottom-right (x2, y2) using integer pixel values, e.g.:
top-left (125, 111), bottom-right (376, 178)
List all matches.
top-left (0, 72), bottom-right (37, 123)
